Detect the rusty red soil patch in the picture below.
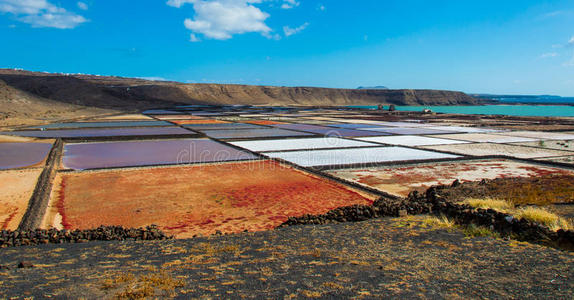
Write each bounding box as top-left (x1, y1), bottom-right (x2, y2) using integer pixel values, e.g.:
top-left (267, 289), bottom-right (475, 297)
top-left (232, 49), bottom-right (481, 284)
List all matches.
top-left (46, 160), bottom-right (375, 238)
top-left (171, 119), bottom-right (230, 125)
top-left (244, 120), bottom-right (286, 125)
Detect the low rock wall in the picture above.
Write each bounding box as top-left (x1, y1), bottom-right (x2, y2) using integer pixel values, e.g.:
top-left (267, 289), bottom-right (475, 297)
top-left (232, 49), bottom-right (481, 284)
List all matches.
top-left (0, 225), bottom-right (171, 248)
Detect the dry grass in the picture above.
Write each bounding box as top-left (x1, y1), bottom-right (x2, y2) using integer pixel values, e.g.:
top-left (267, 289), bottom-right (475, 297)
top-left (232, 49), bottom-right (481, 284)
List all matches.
top-left (101, 273), bottom-right (135, 290)
top-left (322, 282), bottom-right (344, 290)
top-left (424, 215), bottom-right (500, 239)
top-left (423, 215), bottom-right (456, 229)
top-left (464, 198), bottom-right (514, 212)
top-left (463, 198), bottom-right (572, 232)
top-left (462, 224), bottom-right (500, 239)
top-left (301, 290), bottom-right (323, 298)
top-left (100, 269), bottom-right (184, 299)
top-left (514, 206), bottom-right (571, 231)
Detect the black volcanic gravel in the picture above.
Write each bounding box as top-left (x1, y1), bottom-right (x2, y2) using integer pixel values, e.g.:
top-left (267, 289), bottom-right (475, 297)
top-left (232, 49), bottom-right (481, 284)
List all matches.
top-left (0, 217), bottom-right (573, 298)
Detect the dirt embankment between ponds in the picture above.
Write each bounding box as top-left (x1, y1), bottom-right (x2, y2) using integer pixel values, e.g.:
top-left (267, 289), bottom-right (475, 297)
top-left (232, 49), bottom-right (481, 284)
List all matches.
top-left (17, 139), bottom-right (62, 231)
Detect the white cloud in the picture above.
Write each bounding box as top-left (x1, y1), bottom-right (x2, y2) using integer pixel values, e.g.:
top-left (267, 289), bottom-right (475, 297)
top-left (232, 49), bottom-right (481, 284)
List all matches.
top-left (77, 2), bottom-right (88, 11)
top-left (166, 0), bottom-right (195, 8)
top-left (318, 4), bottom-right (325, 11)
top-left (169, 0), bottom-right (272, 40)
top-left (0, 0), bottom-right (86, 29)
top-left (569, 36), bottom-right (574, 45)
top-left (190, 33), bottom-right (200, 42)
top-left (281, 0), bottom-right (299, 9)
top-left (283, 22), bottom-right (308, 37)
top-left (540, 52), bottom-right (559, 58)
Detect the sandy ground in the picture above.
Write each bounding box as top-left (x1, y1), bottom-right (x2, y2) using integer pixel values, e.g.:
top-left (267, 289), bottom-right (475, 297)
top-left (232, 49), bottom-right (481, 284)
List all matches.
top-left (79, 114), bottom-right (154, 121)
top-left (494, 131), bottom-right (574, 140)
top-left (43, 161), bottom-right (375, 238)
top-left (537, 156), bottom-right (574, 165)
top-left (512, 140), bottom-right (574, 152)
top-left (0, 135), bottom-right (53, 144)
top-left (0, 169), bottom-right (43, 230)
top-left (327, 159), bottom-right (574, 197)
top-left (421, 143), bottom-right (574, 158)
top-left (433, 133), bottom-right (538, 143)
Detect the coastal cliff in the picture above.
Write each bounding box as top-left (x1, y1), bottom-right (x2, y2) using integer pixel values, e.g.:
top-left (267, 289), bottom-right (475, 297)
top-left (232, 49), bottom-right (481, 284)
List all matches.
top-left (0, 69), bottom-right (481, 126)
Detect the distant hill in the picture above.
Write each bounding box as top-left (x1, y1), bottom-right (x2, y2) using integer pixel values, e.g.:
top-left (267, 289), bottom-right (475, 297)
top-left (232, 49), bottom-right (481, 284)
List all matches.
top-left (357, 86), bottom-right (389, 90)
top-left (0, 69), bottom-right (482, 126)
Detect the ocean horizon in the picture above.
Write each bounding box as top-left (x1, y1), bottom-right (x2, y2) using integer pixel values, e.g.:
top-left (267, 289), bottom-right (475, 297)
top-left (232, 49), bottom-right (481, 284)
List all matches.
top-left (350, 104), bottom-right (574, 117)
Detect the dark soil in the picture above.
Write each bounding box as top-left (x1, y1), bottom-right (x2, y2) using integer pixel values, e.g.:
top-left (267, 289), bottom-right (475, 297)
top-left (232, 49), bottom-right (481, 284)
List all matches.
top-left (0, 216), bottom-right (573, 298)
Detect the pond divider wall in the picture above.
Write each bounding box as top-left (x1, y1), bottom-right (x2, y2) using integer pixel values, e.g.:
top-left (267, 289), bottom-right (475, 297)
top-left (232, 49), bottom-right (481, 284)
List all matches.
top-left (18, 139), bottom-right (63, 231)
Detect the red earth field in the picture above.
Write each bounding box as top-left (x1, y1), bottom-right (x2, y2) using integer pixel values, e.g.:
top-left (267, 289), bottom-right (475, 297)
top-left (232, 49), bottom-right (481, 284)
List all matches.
top-left (44, 160), bottom-right (375, 238)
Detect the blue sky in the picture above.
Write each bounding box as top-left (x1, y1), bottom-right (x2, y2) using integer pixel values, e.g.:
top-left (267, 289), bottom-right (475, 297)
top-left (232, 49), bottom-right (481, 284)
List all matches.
top-left (0, 0), bottom-right (573, 96)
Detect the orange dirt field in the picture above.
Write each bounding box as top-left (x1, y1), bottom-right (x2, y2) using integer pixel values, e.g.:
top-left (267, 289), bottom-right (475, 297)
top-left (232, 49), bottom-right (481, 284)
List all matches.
top-left (43, 160), bottom-right (375, 238)
top-left (0, 169), bottom-right (43, 230)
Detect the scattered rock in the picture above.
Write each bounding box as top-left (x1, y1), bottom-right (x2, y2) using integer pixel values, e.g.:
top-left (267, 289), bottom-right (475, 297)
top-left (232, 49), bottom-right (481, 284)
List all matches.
top-left (17, 261), bottom-right (34, 268)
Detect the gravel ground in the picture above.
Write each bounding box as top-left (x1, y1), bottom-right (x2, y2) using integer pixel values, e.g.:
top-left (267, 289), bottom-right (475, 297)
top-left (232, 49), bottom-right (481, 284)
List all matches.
top-left (1, 216), bottom-right (573, 299)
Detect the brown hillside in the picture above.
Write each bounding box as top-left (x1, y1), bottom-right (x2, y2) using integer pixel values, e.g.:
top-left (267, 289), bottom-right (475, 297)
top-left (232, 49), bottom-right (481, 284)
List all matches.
top-left (0, 79), bottom-right (115, 128)
top-left (0, 69), bottom-right (481, 127)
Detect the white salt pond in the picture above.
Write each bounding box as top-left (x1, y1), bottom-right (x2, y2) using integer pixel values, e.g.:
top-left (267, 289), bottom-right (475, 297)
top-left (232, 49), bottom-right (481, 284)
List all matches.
top-left (434, 133), bottom-right (539, 144)
top-left (265, 146), bottom-right (460, 167)
top-left (355, 135), bottom-right (471, 146)
top-left (230, 137), bottom-right (378, 152)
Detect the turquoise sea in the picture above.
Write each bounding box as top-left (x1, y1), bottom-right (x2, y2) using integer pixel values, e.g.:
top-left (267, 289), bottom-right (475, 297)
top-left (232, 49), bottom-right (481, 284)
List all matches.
top-left (349, 105), bottom-right (574, 117)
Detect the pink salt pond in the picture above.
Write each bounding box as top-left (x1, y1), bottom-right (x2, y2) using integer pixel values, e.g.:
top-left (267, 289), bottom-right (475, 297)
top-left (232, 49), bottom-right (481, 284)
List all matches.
top-left (0, 142), bottom-right (53, 170)
top-left (3, 127), bottom-right (197, 139)
top-left (62, 139), bottom-right (259, 170)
